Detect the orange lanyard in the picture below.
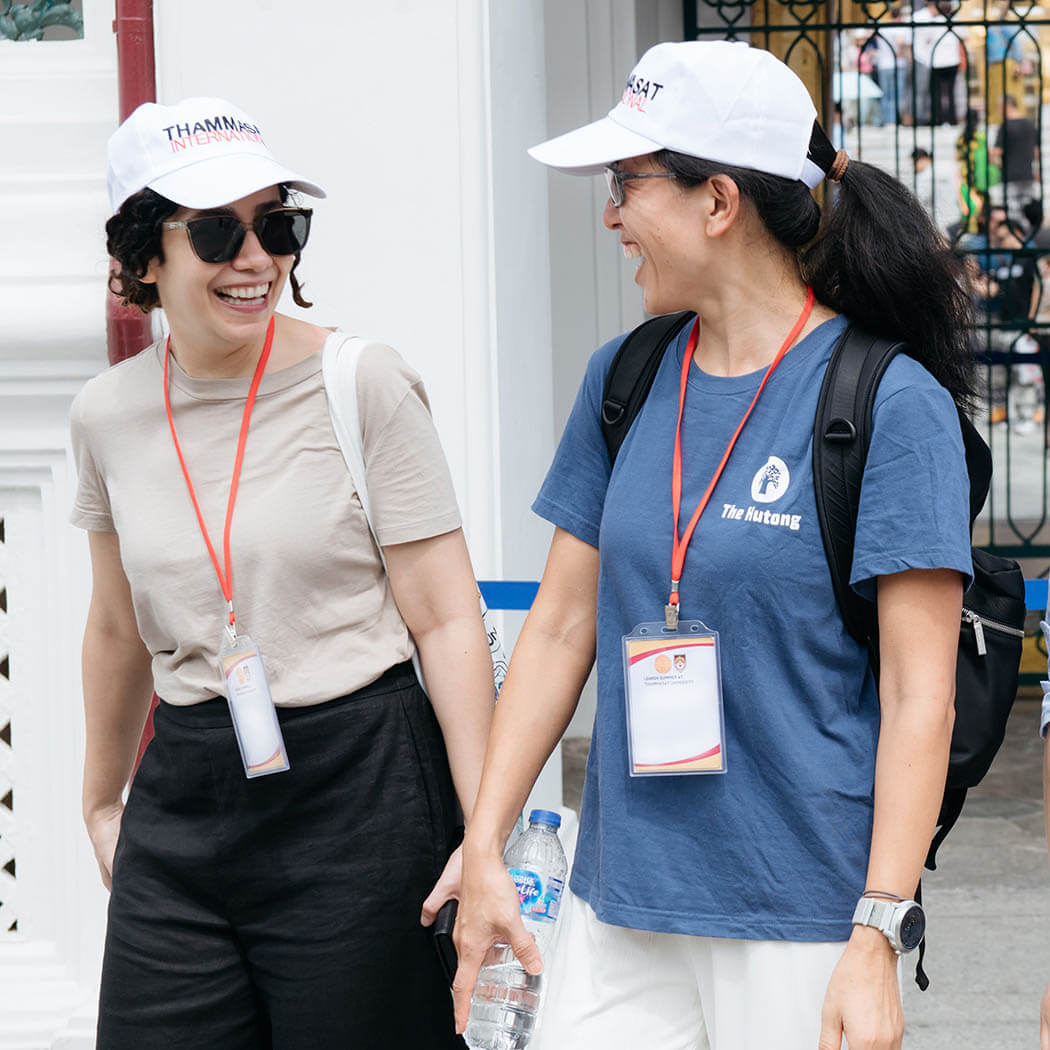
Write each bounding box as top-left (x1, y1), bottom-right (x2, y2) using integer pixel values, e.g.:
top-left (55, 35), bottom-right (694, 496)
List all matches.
top-left (163, 316), bottom-right (275, 634)
top-left (667, 288), bottom-right (814, 626)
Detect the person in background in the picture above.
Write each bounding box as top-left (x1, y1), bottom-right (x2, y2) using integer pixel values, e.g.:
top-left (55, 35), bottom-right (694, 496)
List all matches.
top-left (871, 10), bottom-right (911, 127)
top-left (990, 94), bottom-right (1040, 227)
top-left (74, 96), bottom-right (494, 1049)
top-left (974, 213), bottom-right (1043, 430)
top-left (454, 40), bottom-right (973, 1050)
top-left (913, 0), bottom-right (966, 126)
top-left (985, 25), bottom-right (1032, 132)
top-left (954, 108), bottom-right (1001, 238)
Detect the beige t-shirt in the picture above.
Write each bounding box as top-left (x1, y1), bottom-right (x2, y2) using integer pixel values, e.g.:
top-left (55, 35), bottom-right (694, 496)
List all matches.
top-left (70, 332), bottom-right (461, 706)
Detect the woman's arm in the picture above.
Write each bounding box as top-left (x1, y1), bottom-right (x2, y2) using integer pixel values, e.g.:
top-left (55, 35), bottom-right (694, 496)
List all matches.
top-left (383, 527), bottom-right (494, 825)
top-left (82, 531), bottom-right (155, 889)
top-left (820, 566), bottom-right (961, 1050)
top-left (382, 527), bottom-right (495, 925)
top-left (451, 527), bottom-right (599, 1032)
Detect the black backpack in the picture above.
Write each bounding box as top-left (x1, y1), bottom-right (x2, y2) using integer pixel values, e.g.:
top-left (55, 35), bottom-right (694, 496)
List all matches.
top-left (600, 313), bottom-right (1027, 987)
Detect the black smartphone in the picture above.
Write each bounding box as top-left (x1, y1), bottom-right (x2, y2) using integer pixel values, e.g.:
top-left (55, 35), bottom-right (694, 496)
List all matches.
top-left (433, 898), bottom-right (458, 986)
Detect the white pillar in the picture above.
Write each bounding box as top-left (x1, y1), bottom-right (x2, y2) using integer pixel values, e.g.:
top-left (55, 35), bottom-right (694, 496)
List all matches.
top-left (540, 0), bottom-right (683, 739)
top-left (0, 0), bottom-right (118, 1045)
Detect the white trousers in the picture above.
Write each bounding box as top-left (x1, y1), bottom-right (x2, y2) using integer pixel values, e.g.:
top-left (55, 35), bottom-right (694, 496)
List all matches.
top-left (533, 887), bottom-right (848, 1050)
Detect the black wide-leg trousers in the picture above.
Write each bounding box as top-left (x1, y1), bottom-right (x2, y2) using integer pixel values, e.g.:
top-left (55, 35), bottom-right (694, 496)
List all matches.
top-left (97, 662), bottom-right (465, 1050)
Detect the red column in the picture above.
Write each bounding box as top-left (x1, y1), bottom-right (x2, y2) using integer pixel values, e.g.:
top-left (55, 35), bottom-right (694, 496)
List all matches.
top-left (107, 0), bottom-right (156, 368)
top-left (108, 0), bottom-right (159, 769)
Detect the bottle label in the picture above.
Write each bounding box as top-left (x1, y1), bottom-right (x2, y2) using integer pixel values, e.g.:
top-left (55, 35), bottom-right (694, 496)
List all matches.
top-left (509, 867), bottom-right (564, 923)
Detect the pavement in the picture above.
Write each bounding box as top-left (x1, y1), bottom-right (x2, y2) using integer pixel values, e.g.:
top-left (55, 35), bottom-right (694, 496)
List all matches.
top-left (901, 698), bottom-right (1049, 1048)
top-left (561, 697), bottom-right (1050, 1047)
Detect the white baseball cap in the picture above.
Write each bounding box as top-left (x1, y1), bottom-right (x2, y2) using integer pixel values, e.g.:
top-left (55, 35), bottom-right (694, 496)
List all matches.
top-left (528, 41), bottom-right (827, 189)
top-left (107, 97), bottom-right (326, 212)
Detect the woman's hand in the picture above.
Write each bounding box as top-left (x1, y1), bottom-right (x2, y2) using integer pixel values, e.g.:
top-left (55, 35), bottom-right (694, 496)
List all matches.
top-left (85, 800), bottom-right (124, 891)
top-left (451, 848), bottom-right (541, 1034)
top-left (420, 844), bottom-right (463, 926)
top-left (818, 928), bottom-right (903, 1050)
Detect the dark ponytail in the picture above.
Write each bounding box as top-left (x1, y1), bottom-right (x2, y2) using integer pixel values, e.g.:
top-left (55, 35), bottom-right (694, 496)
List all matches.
top-left (653, 144), bottom-right (976, 410)
top-left (802, 159), bottom-right (975, 408)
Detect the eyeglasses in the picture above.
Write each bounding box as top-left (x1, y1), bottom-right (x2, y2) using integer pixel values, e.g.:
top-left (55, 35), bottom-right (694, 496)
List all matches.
top-left (604, 167), bottom-right (677, 207)
top-left (162, 207), bottom-right (313, 264)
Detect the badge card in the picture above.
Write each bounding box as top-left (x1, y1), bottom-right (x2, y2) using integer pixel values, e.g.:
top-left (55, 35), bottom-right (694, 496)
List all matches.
top-left (622, 621), bottom-right (726, 776)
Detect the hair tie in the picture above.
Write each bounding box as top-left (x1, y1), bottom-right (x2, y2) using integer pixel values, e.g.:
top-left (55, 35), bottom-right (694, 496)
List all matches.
top-left (828, 150), bottom-right (849, 183)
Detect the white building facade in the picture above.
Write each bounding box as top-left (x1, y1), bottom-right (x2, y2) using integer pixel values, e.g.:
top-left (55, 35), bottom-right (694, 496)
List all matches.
top-left (0, 1), bottom-right (679, 1044)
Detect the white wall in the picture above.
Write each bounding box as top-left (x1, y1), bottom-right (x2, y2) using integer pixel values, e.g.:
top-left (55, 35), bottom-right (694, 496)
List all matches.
top-left (541, 0), bottom-right (683, 737)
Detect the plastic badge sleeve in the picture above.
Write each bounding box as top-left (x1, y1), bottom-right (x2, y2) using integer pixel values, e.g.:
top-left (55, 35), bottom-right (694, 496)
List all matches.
top-left (219, 632), bottom-right (290, 778)
top-left (621, 620), bottom-right (727, 776)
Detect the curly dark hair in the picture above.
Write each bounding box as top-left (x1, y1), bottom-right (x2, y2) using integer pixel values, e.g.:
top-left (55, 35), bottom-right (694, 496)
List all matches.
top-left (106, 185), bottom-right (313, 312)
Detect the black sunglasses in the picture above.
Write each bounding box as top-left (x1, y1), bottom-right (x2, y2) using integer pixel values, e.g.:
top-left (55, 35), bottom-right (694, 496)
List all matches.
top-left (162, 207), bottom-right (313, 264)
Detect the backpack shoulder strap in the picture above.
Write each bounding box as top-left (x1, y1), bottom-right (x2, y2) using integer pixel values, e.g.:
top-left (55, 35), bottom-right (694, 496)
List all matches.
top-left (959, 411), bottom-right (992, 525)
top-left (813, 324), bottom-right (906, 646)
top-left (601, 311), bottom-right (695, 465)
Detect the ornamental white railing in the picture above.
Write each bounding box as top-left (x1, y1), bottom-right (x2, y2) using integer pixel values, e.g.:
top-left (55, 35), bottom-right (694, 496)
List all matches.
top-left (0, 514), bottom-right (14, 940)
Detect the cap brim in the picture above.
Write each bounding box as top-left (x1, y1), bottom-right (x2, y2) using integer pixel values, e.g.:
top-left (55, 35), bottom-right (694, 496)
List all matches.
top-left (148, 152), bottom-right (326, 209)
top-left (528, 114), bottom-right (666, 175)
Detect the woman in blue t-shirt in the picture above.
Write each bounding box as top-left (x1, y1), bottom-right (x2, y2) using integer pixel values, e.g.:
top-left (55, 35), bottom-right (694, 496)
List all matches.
top-left (455, 41), bottom-right (975, 1050)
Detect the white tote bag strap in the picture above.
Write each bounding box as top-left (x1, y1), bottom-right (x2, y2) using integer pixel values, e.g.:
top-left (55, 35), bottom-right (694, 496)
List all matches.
top-left (322, 332), bottom-right (506, 698)
top-left (321, 333), bottom-right (384, 560)
top-left (322, 332), bottom-right (429, 690)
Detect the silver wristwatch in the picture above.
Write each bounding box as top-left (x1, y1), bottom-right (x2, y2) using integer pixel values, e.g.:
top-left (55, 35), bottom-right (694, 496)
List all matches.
top-left (851, 896), bottom-right (926, 954)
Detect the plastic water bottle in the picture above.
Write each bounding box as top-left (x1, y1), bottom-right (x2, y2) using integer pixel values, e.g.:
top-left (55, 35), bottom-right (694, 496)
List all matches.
top-left (465, 809), bottom-right (567, 1050)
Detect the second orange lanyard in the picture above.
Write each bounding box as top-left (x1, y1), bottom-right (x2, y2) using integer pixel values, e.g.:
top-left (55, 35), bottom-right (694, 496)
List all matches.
top-left (667, 287), bottom-right (815, 626)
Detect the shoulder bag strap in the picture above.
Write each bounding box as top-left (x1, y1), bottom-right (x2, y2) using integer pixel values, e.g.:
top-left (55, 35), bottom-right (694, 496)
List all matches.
top-left (321, 333), bottom-right (507, 698)
top-left (321, 333), bottom-right (382, 553)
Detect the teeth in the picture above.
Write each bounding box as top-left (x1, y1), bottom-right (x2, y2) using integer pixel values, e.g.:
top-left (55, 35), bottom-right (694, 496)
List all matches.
top-left (623, 244), bottom-right (643, 260)
top-left (217, 283), bottom-right (269, 300)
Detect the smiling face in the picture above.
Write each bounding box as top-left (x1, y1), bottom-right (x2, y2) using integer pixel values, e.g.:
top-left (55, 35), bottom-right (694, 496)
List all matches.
top-left (602, 154), bottom-right (713, 316)
top-left (143, 185), bottom-right (294, 353)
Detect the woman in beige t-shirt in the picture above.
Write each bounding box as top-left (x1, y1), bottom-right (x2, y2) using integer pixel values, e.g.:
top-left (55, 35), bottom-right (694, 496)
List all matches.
top-left (72, 97), bottom-right (492, 1050)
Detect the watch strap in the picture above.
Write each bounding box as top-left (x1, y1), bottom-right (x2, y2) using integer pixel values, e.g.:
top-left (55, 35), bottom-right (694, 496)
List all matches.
top-left (852, 896), bottom-right (894, 932)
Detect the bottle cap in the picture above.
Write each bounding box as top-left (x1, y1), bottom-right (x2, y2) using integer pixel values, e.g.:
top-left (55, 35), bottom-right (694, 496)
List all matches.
top-left (528, 809), bottom-right (562, 828)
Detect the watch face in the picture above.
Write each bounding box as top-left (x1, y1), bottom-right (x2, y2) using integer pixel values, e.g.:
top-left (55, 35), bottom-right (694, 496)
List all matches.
top-left (899, 905), bottom-right (926, 951)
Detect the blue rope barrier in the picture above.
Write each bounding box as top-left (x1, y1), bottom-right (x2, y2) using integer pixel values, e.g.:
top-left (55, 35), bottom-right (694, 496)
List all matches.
top-left (478, 580), bottom-right (540, 611)
top-left (482, 579), bottom-right (1050, 614)
top-left (1026, 578), bottom-right (1048, 613)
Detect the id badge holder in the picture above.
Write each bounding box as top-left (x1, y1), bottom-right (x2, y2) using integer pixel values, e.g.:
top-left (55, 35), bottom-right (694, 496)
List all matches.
top-left (622, 620), bottom-right (727, 776)
top-left (219, 631), bottom-right (290, 778)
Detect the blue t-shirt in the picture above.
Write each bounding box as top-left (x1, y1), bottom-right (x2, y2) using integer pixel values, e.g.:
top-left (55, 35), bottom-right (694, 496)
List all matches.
top-left (533, 315), bottom-right (972, 942)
